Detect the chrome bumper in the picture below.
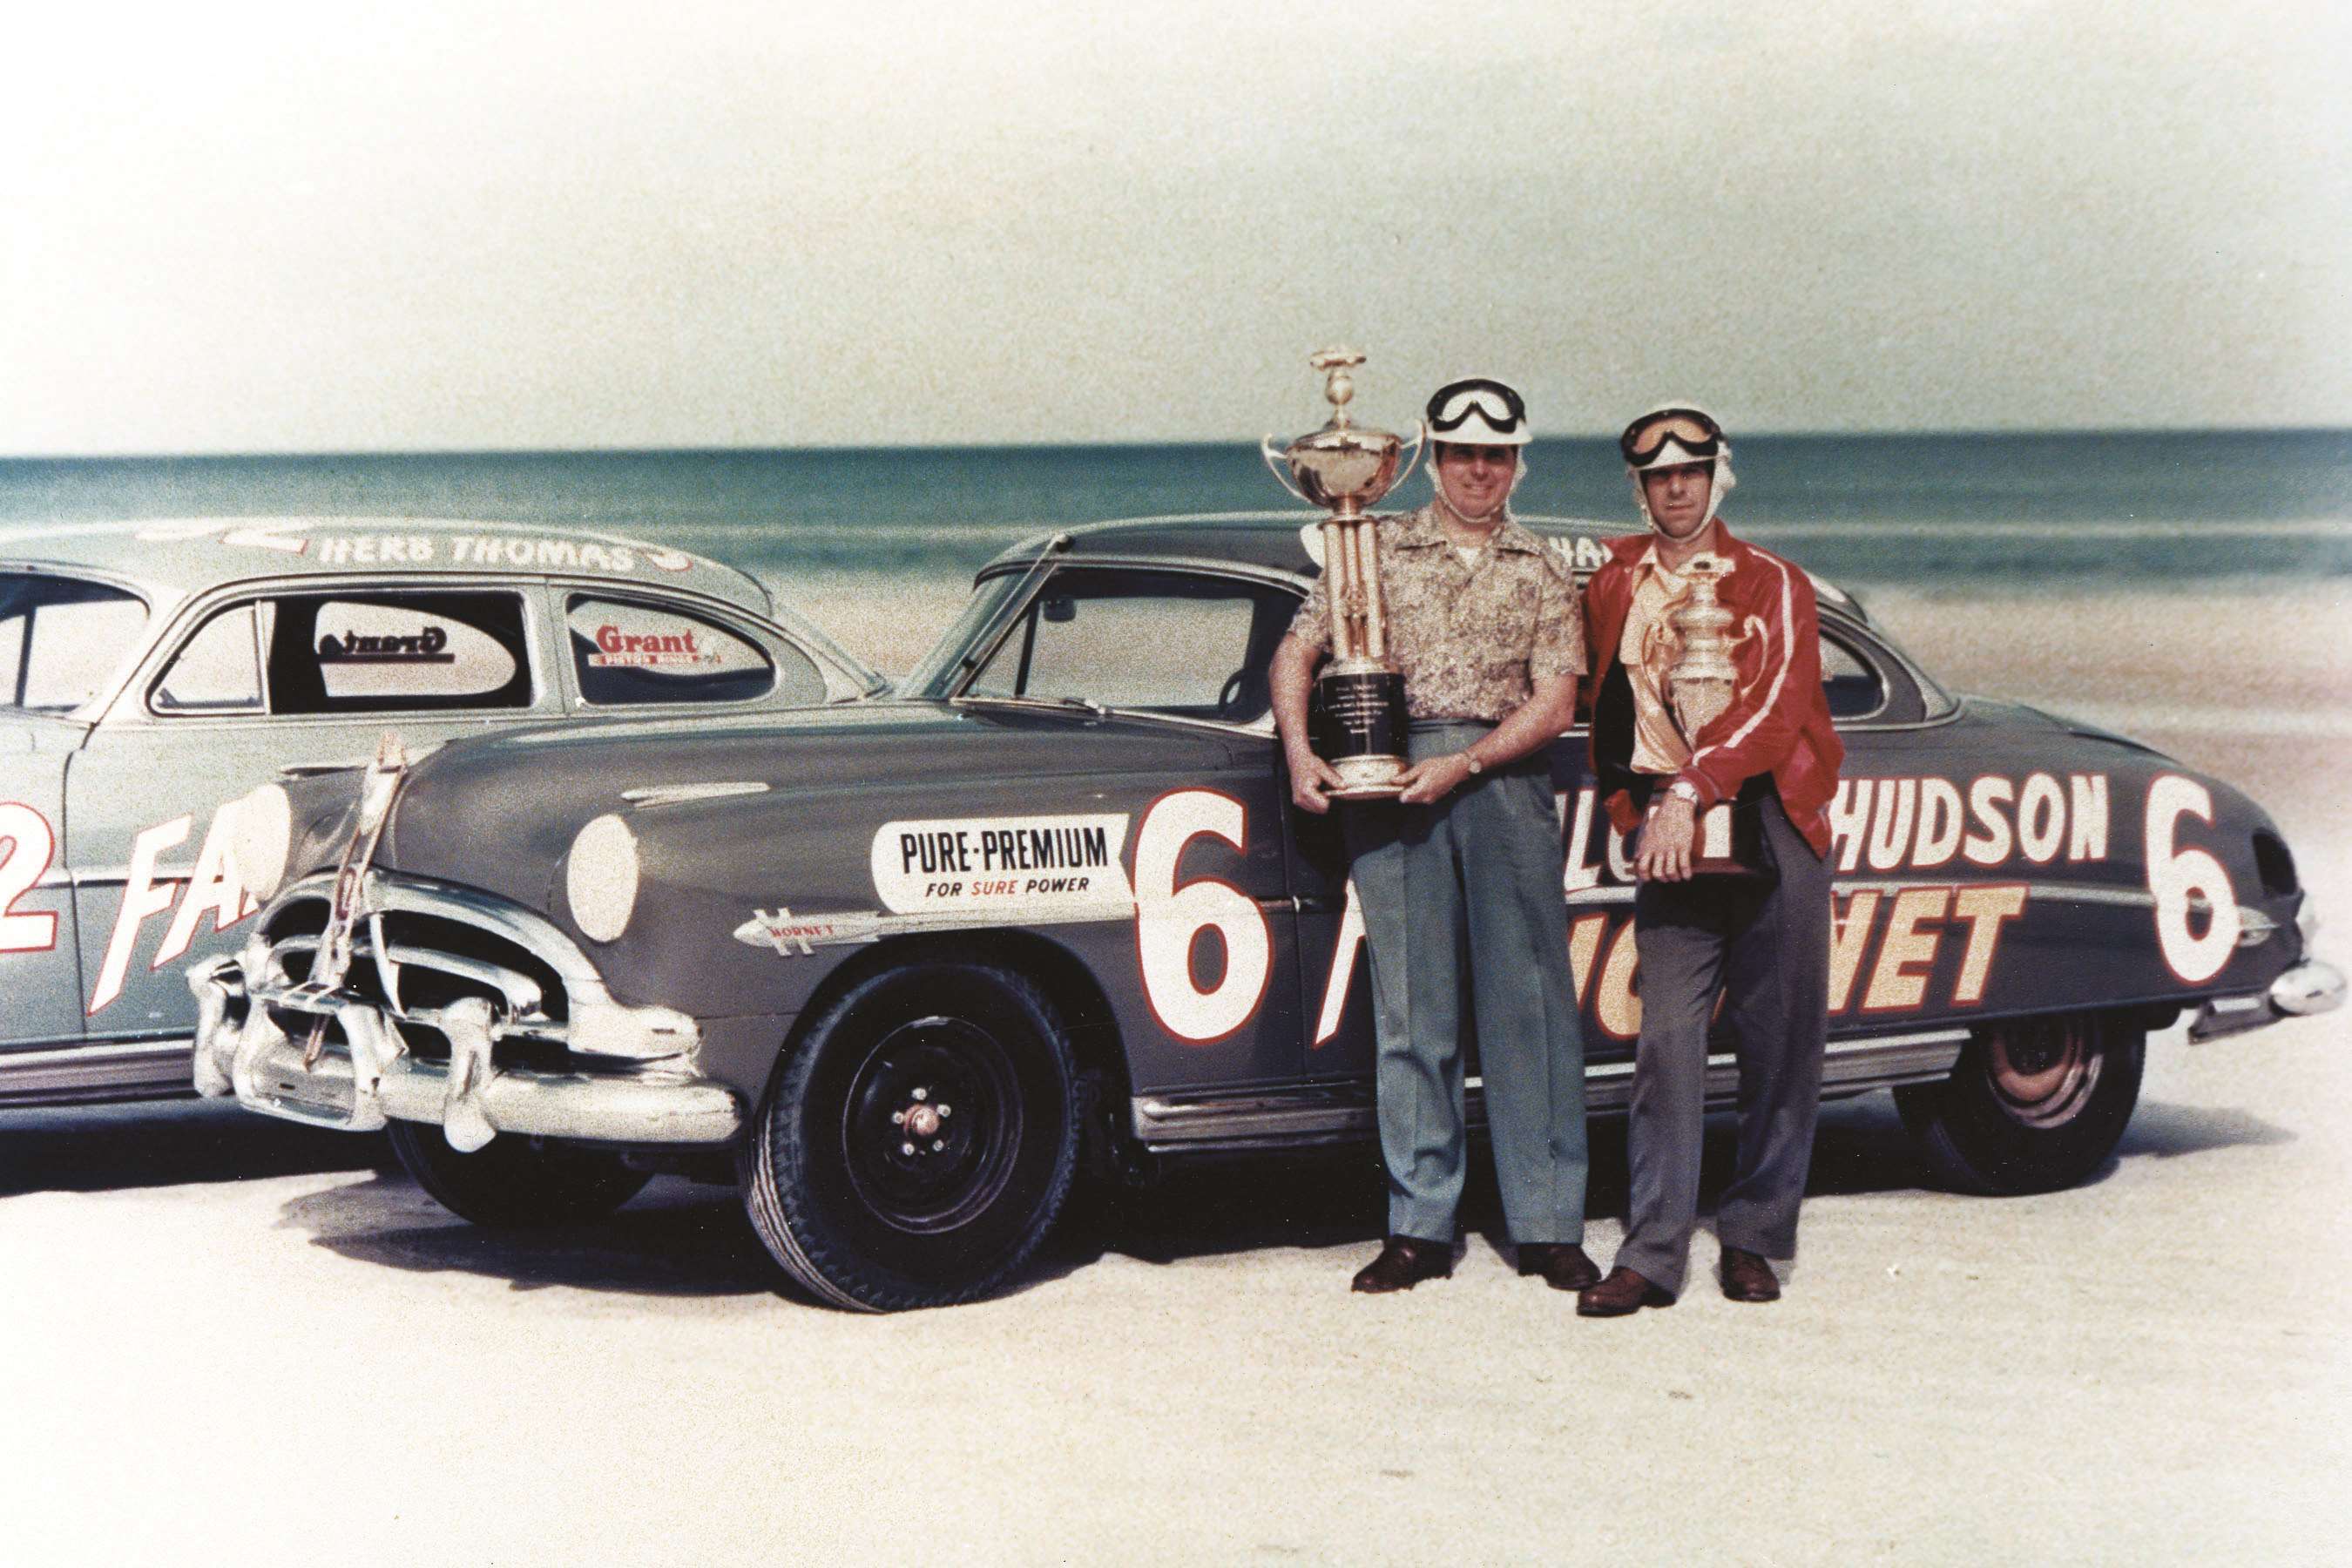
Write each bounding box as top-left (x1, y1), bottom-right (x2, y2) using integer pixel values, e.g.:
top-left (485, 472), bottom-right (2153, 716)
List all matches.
top-left (2187, 956), bottom-right (2347, 1043)
top-left (189, 872), bottom-right (742, 1148)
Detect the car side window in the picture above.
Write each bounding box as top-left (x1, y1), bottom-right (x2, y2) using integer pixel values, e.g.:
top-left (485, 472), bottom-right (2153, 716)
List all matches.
top-left (265, 591), bottom-right (533, 715)
top-left (0, 575), bottom-right (148, 713)
top-left (153, 604), bottom-right (267, 713)
top-left (565, 595), bottom-right (808, 706)
top-left (971, 568), bottom-right (1295, 725)
top-left (1821, 628), bottom-right (1887, 720)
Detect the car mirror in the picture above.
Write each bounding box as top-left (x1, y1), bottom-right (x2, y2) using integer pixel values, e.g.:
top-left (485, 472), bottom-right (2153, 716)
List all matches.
top-left (1042, 597), bottom-right (1077, 624)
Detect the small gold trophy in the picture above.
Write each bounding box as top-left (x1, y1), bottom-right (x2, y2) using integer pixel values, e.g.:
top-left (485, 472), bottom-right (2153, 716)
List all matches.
top-left (1261, 348), bottom-right (1423, 797)
top-left (1666, 554), bottom-right (1763, 874)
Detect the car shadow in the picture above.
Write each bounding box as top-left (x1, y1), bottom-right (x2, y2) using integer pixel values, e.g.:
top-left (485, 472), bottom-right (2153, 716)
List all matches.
top-left (0, 1099), bottom-right (389, 1196)
top-left (245, 1090), bottom-right (2292, 1301)
top-left (277, 1172), bottom-right (781, 1298)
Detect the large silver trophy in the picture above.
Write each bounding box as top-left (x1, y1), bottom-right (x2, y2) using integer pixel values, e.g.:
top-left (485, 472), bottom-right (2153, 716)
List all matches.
top-left (1665, 554), bottom-right (1763, 874)
top-left (1261, 348), bottom-right (1423, 798)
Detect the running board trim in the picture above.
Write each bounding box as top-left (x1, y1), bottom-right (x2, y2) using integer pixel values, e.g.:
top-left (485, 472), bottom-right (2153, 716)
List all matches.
top-left (0, 1040), bottom-right (198, 1106)
top-left (1130, 1029), bottom-right (1970, 1153)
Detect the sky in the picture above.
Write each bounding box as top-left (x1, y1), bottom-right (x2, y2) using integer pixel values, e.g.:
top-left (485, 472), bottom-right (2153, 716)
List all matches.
top-left (3, 1), bottom-right (2348, 453)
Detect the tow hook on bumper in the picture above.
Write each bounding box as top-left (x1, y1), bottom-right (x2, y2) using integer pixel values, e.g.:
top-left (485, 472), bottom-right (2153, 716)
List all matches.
top-left (188, 956), bottom-right (741, 1146)
top-left (2187, 955), bottom-right (2347, 1043)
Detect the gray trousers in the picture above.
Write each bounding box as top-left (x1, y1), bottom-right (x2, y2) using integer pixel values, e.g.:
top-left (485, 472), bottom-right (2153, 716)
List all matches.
top-left (1615, 792), bottom-right (1831, 1296)
top-left (1342, 721), bottom-right (1589, 1245)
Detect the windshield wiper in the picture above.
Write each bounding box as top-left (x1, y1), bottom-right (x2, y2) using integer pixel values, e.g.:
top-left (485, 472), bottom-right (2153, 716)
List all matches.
top-left (951, 532), bottom-right (1072, 685)
top-left (953, 692), bottom-right (1106, 720)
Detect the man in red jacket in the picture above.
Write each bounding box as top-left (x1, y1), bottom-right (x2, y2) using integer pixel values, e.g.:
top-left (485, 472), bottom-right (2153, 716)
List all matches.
top-left (1575, 404), bottom-right (1845, 1315)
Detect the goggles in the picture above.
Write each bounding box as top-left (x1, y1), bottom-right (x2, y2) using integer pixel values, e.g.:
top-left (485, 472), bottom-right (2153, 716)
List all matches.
top-left (1426, 377), bottom-right (1530, 444)
top-left (1619, 407), bottom-right (1725, 466)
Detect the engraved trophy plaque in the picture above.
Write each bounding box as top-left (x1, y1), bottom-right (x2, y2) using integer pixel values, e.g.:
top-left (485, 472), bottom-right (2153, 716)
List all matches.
top-left (1261, 348), bottom-right (1423, 798)
top-left (1665, 553), bottom-right (1766, 874)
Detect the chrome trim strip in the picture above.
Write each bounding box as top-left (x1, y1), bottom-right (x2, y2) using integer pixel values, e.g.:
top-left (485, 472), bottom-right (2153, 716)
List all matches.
top-left (1563, 880), bottom-right (2158, 909)
top-left (1131, 1029), bottom-right (1970, 1150)
top-left (0, 1039), bottom-right (194, 1102)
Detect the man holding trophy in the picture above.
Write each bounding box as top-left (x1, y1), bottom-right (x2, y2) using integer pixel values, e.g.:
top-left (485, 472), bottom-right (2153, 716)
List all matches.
top-left (1575, 403), bottom-right (1845, 1315)
top-left (1267, 362), bottom-right (1594, 1296)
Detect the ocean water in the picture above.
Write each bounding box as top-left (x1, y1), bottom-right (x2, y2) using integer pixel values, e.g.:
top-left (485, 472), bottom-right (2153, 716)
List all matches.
top-left (3, 430), bottom-right (2348, 591)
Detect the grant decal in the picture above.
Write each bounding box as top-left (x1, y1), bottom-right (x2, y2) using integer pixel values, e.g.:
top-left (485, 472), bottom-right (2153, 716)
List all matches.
top-left (870, 814), bottom-right (1133, 916)
top-left (587, 625), bottom-right (717, 669)
top-left (316, 625), bottom-right (454, 664)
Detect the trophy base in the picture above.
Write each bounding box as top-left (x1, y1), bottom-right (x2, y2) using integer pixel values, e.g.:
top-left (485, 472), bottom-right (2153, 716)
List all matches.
top-left (1311, 663), bottom-right (1409, 804)
top-left (1326, 753), bottom-right (1408, 800)
top-left (1687, 801), bottom-right (1768, 876)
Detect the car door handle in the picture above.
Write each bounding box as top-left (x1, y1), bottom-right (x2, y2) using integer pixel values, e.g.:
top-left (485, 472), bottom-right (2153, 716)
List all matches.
top-left (276, 760), bottom-right (362, 780)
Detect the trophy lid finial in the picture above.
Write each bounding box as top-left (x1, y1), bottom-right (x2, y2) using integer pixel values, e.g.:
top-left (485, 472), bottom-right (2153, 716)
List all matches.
top-left (1310, 347), bottom-right (1364, 424)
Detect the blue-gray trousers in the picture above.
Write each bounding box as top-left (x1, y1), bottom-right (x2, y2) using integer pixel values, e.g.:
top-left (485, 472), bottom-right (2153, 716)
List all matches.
top-left (1342, 720), bottom-right (1589, 1244)
top-left (1614, 792), bottom-right (1832, 1295)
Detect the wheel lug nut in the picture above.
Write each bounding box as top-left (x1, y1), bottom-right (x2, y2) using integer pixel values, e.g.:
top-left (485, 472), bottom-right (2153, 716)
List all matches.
top-left (911, 1087), bottom-right (929, 1101)
top-left (932, 1139), bottom-right (946, 1152)
top-left (890, 1111), bottom-right (905, 1125)
top-left (900, 1141), bottom-right (916, 1156)
top-left (937, 1105), bottom-right (951, 1118)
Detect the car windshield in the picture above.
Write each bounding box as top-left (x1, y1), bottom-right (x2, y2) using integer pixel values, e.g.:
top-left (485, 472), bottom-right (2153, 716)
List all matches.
top-left (0, 572), bottom-right (149, 715)
top-left (902, 572), bottom-right (1027, 698)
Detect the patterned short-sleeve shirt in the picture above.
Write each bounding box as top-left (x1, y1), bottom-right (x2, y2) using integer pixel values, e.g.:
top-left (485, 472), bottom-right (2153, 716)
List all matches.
top-left (1288, 504), bottom-right (1586, 721)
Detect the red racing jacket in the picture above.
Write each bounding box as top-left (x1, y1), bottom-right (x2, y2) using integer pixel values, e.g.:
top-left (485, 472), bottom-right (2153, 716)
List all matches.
top-left (1581, 522), bottom-right (1845, 858)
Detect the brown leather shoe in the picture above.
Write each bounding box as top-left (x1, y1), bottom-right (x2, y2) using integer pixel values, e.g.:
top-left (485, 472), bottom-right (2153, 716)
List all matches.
top-left (1351, 1235), bottom-right (1453, 1294)
top-left (1576, 1265), bottom-right (1674, 1317)
top-left (1517, 1242), bottom-right (1602, 1292)
top-left (1720, 1247), bottom-right (1782, 1303)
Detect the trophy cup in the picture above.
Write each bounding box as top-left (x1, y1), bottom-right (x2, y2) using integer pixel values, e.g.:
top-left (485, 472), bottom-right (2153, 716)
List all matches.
top-left (1665, 554), bottom-right (1764, 874)
top-left (1261, 348), bottom-right (1423, 798)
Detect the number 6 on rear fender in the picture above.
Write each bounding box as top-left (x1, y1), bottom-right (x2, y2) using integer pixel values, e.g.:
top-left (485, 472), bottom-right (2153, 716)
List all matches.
top-left (0, 803), bottom-right (58, 953)
top-left (2145, 774), bottom-right (2240, 984)
top-left (1134, 789), bottom-right (1271, 1044)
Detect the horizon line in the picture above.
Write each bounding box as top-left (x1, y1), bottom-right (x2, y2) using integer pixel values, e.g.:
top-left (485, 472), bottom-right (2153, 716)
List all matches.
top-left (3, 424), bottom-right (2349, 464)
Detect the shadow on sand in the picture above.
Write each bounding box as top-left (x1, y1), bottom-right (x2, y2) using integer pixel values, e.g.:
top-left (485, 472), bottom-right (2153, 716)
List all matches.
top-left (0, 1098), bottom-right (389, 1196)
top-left (113, 1087), bottom-right (2281, 1301)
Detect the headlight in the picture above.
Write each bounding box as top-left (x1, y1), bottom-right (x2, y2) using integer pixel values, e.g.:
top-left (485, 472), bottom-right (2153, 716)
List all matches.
top-left (565, 814), bottom-right (639, 943)
top-left (229, 784), bottom-right (293, 904)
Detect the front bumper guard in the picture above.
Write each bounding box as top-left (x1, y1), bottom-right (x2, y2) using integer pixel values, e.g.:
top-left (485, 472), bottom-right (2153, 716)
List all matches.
top-left (190, 952), bottom-right (741, 1150)
top-left (2187, 955), bottom-right (2347, 1044)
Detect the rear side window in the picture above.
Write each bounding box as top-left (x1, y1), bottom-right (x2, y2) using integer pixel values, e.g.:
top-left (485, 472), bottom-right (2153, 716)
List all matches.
top-left (0, 574), bottom-right (148, 714)
top-left (271, 591), bottom-right (531, 714)
top-left (566, 595), bottom-right (809, 706)
top-left (1821, 630), bottom-right (1887, 720)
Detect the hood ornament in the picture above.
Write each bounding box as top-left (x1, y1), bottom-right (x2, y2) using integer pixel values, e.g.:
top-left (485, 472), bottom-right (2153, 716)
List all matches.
top-left (301, 733), bottom-right (410, 1065)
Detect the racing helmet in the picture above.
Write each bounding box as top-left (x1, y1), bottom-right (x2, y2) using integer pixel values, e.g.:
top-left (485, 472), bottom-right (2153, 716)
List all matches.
top-left (1425, 375), bottom-right (1531, 519)
top-left (1619, 402), bottom-right (1736, 530)
top-left (1425, 376), bottom-right (1532, 447)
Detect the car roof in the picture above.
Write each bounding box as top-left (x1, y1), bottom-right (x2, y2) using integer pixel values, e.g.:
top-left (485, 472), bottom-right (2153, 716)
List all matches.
top-left (979, 510), bottom-right (1865, 617)
top-left (0, 517), bottom-right (774, 617)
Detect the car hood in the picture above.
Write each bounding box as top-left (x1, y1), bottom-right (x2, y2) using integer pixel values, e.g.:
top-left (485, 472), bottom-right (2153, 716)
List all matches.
top-left (300, 700), bottom-right (1251, 909)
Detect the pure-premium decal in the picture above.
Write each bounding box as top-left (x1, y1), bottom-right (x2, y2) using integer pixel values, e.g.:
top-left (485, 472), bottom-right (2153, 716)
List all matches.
top-left (733, 907), bottom-right (884, 956)
top-left (870, 813), bottom-right (1134, 916)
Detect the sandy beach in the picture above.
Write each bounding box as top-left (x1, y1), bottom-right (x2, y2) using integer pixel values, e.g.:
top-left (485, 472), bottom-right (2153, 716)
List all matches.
top-left (1, 582), bottom-right (2346, 1564)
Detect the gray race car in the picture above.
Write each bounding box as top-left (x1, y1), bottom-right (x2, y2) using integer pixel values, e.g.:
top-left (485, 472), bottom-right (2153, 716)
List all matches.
top-left (189, 513), bottom-right (2342, 1310)
top-left (0, 517), bottom-right (880, 1104)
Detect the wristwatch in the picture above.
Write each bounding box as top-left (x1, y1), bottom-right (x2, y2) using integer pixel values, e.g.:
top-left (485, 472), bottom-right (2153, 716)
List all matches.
top-left (1463, 752), bottom-right (1484, 776)
top-left (1666, 779), bottom-right (1700, 807)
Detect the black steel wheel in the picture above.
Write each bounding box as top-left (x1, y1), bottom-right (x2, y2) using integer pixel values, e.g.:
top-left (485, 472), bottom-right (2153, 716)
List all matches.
top-left (1894, 1014), bottom-right (2145, 1195)
top-left (388, 1120), bottom-right (652, 1227)
top-left (739, 961), bottom-right (1080, 1311)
